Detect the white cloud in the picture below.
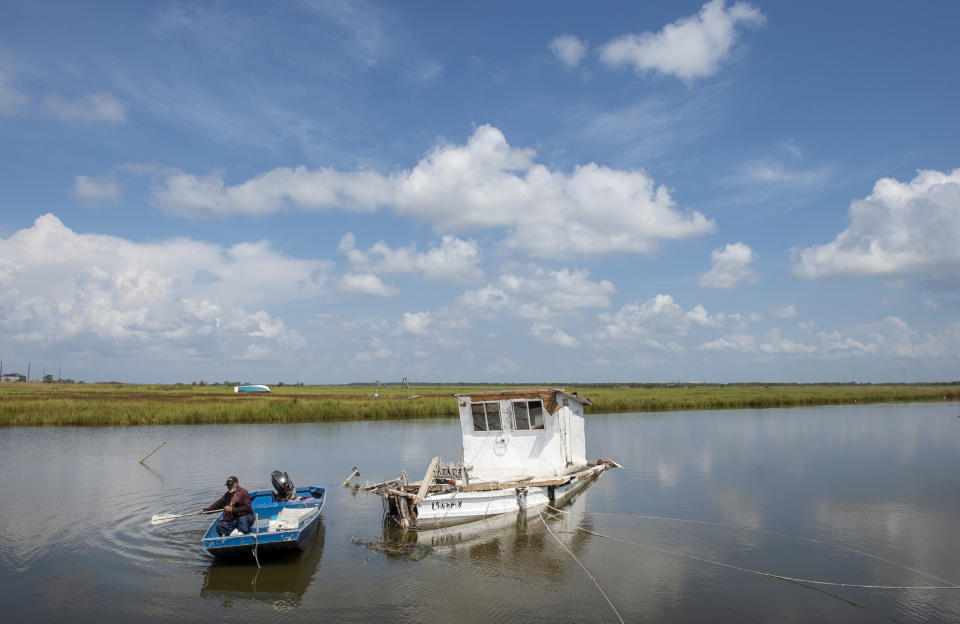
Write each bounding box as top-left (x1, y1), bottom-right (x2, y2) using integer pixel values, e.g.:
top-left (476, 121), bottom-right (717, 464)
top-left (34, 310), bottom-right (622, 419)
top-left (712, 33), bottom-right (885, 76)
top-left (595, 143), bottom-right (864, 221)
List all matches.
top-left (699, 333), bottom-right (755, 352)
top-left (482, 357), bottom-right (520, 376)
top-left (549, 34), bottom-right (588, 68)
top-left (150, 125), bottom-right (714, 259)
top-left (530, 322), bottom-right (580, 348)
top-left (736, 159), bottom-right (831, 187)
top-left (459, 265), bottom-right (615, 319)
top-left (0, 69), bottom-right (29, 115)
top-left (398, 311), bottom-right (433, 336)
top-left (687, 304), bottom-right (724, 328)
top-left (44, 93), bottom-right (127, 123)
top-left (337, 273), bottom-right (397, 297)
top-left (758, 328), bottom-right (816, 354)
top-left (793, 169), bottom-right (960, 280)
top-left (769, 304), bottom-right (798, 319)
top-left (698, 242), bottom-right (758, 288)
top-left (71, 175), bottom-right (121, 202)
top-left (339, 232), bottom-right (483, 283)
top-left (599, 0), bottom-right (764, 81)
top-left (0, 214), bottom-right (317, 358)
top-left (594, 294), bottom-right (722, 342)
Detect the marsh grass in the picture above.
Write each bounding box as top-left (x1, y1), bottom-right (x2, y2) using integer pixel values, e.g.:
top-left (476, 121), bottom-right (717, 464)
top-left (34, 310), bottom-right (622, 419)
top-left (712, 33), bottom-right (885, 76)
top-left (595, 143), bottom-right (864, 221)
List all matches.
top-left (1, 382), bottom-right (958, 427)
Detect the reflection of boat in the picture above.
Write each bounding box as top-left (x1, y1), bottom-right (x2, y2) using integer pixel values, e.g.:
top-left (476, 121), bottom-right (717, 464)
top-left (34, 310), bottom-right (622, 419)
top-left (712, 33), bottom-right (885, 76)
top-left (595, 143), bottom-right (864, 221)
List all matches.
top-left (202, 486), bottom-right (325, 558)
top-left (363, 389), bottom-right (618, 529)
top-left (201, 519), bottom-right (325, 607)
top-left (392, 484), bottom-right (593, 553)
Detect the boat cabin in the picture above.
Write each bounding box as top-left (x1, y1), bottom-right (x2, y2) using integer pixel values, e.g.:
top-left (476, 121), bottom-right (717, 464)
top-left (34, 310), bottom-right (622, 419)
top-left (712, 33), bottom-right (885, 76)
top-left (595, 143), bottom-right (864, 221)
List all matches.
top-left (455, 389), bottom-right (592, 480)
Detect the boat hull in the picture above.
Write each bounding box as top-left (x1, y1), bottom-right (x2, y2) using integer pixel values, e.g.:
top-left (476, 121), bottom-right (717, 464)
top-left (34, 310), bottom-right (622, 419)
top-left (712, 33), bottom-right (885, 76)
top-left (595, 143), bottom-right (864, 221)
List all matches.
top-left (202, 486), bottom-right (325, 558)
top-left (404, 463), bottom-right (608, 529)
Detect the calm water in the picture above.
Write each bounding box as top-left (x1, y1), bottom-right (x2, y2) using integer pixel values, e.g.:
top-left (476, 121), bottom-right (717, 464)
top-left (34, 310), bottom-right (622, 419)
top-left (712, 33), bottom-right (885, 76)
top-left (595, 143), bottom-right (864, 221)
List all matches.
top-left (1, 403), bottom-right (959, 623)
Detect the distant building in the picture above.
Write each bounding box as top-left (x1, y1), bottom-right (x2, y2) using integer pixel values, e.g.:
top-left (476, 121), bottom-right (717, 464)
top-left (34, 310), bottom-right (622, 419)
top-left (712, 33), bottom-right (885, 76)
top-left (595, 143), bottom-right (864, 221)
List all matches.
top-left (1, 373), bottom-right (26, 383)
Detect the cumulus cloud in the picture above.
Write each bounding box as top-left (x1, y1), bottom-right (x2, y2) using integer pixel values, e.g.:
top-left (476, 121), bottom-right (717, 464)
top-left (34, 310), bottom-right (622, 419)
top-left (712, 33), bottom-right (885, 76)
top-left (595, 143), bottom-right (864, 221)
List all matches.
top-left (594, 294), bottom-right (723, 344)
top-left (338, 232), bottom-right (483, 283)
top-left (150, 125), bottom-right (714, 259)
top-left (698, 317), bottom-right (957, 361)
top-left (71, 175), bottom-right (121, 202)
top-left (398, 311), bottom-right (433, 336)
top-left (758, 328), bottom-right (816, 354)
top-left (0, 214), bottom-right (322, 358)
top-left (599, 0), bottom-right (764, 81)
top-left (698, 242), bottom-right (758, 288)
top-left (44, 92), bottom-right (127, 123)
top-left (549, 34), bottom-right (588, 67)
top-left (459, 265), bottom-right (615, 319)
top-left (699, 333), bottom-right (755, 352)
top-left (769, 304), bottom-right (798, 319)
top-left (530, 322), bottom-right (580, 348)
top-left (337, 273), bottom-right (397, 297)
top-left (793, 169), bottom-right (960, 280)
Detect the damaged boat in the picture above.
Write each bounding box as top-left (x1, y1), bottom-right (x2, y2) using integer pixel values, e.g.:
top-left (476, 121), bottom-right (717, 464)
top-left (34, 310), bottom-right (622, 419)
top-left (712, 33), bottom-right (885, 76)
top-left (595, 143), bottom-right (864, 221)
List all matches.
top-left (361, 389), bottom-right (619, 529)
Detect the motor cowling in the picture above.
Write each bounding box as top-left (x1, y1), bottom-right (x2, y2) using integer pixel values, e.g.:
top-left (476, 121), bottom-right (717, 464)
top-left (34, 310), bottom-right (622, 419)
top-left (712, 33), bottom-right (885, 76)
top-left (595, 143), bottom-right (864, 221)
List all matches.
top-left (271, 470), bottom-right (295, 501)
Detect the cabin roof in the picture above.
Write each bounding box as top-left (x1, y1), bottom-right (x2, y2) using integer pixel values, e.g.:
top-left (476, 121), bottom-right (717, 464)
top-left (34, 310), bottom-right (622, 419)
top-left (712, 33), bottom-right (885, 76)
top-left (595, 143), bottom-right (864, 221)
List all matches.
top-left (455, 388), bottom-right (592, 408)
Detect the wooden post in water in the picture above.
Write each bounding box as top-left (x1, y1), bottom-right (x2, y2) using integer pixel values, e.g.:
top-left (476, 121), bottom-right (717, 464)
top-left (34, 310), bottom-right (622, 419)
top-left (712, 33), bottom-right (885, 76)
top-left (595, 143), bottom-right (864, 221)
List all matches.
top-left (139, 441), bottom-right (166, 464)
top-left (342, 466), bottom-right (359, 487)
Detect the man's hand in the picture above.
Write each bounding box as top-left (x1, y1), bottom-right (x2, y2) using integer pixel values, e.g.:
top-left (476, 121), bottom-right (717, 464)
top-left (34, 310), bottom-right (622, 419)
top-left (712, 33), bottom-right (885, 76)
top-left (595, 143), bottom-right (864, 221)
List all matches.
top-left (197, 509), bottom-right (204, 515)
top-left (224, 505), bottom-right (233, 513)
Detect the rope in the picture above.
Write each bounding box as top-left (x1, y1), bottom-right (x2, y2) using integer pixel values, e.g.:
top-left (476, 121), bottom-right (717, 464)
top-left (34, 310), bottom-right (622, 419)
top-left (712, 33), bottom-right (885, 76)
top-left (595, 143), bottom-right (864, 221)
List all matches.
top-left (545, 506), bottom-right (960, 591)
top-left (537, 507), bottom-right (625, 624)
top-left (549, 507), bottom-right (957, 587)
top-left (251, 512), bottom-right (261, 569)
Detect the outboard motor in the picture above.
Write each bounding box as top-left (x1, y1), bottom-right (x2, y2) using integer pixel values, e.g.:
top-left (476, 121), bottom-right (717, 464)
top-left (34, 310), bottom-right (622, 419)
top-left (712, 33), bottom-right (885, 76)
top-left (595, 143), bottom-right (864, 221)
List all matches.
top-left (271, 470), bottom-right (295, 501)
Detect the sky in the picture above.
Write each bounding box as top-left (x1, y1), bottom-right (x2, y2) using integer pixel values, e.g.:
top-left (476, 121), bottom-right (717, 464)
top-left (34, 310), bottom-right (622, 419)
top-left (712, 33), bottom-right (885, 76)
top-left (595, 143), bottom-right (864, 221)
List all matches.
top-left (1, 1), bottom-right (959, 384)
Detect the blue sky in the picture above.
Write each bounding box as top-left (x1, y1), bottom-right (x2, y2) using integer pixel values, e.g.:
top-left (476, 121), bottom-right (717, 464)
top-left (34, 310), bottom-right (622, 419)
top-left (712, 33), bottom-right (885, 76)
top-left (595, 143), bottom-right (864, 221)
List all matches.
top-left (2, 1), bottom-right (959, 384)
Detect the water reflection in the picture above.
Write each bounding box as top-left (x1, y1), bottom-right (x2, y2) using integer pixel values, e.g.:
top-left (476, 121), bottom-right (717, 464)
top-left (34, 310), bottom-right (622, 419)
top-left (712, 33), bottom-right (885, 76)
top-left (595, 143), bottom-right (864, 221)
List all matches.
top-left (200, 520), bottom-right (325, 611)
top-left (1, 405), bottom-right (959, 623)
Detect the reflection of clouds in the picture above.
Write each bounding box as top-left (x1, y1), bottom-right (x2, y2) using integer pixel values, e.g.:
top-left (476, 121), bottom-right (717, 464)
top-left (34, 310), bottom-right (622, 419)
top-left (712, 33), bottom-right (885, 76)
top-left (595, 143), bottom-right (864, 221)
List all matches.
top-left (809, 498), bottom-right (959, 616)
top-left (709, 486), bottom-right (763, 530)
top-left (656, 458), bottom-right (679, 488)
top-left (694, 447), bottom-right (713, 478)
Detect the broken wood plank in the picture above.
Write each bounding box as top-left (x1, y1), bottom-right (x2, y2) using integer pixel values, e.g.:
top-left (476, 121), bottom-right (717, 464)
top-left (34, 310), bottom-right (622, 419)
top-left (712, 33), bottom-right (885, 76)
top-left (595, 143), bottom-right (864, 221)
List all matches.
top-left (412, 456), bottom-right (439, 507)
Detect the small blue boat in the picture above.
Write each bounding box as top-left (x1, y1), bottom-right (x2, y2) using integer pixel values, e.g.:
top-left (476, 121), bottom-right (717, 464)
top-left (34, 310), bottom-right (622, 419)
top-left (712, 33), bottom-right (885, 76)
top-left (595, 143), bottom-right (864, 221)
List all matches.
top-left (202, 486), bottom-right (325, 558)
top-left (234, 384), bottom-right (271, 393)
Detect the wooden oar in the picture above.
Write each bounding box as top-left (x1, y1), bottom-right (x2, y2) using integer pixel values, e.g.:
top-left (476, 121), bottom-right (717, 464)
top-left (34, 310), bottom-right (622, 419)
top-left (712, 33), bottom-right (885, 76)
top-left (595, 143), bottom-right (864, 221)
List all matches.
top-left (151, 509), bottom-right (221, 525)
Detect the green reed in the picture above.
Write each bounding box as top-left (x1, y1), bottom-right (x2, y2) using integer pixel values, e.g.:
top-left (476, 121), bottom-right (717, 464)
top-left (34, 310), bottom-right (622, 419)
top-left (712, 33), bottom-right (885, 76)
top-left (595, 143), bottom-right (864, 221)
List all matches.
top-left (1, 382), bottom-right (957, 426)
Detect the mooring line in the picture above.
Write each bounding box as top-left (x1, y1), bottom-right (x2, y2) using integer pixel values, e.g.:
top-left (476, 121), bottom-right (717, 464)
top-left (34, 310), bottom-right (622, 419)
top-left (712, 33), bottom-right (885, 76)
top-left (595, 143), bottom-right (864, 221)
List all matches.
top-left (545, 505), bottom-right (960, 591)
top-left (537, 508), bottom-right (625, 624)
top-left (547, 506), bottom-right (957, 588)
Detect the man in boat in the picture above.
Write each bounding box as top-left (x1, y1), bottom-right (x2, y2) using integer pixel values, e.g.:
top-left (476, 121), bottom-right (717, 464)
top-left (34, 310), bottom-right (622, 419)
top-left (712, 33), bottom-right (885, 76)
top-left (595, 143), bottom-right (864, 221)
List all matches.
top-left (199, 475), bottom-right (255, 536)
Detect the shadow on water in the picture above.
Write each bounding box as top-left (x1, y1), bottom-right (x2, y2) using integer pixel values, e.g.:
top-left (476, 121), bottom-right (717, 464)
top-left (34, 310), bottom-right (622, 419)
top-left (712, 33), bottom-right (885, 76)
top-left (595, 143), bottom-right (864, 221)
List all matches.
top-left (200, 520), bottom-right (325, 611)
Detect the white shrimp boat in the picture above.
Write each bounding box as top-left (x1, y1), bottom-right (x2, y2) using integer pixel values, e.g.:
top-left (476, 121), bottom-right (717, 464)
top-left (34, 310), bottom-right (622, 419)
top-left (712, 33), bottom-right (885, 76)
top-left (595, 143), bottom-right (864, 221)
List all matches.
top-left (362, 389), bottom-right (619, 529)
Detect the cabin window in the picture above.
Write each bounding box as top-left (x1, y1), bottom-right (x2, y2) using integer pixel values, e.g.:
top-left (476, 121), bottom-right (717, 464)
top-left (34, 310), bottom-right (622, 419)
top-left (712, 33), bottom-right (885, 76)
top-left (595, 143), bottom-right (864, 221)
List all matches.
top-left (471, 402), bottom-right (502, 432)
top-left (512, 400), bottom-right (544, 430)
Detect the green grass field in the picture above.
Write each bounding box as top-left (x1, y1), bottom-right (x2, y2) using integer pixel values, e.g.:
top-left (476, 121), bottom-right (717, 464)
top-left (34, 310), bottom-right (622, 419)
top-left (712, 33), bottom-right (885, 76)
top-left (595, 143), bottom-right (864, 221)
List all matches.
top-left (1, 382), bottom-right (958, 427)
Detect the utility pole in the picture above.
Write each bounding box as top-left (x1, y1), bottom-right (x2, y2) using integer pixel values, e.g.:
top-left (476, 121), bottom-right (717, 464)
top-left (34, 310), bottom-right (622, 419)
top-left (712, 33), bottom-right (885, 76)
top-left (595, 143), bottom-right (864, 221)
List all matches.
top-left (27, 362), bottom-right (31, 382)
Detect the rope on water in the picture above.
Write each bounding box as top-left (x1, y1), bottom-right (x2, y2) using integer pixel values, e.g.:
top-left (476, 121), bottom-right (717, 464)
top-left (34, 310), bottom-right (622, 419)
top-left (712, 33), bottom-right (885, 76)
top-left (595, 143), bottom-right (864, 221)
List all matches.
top-left (549, 507), bottom-right (957, 588)
top-left (536, 507), bottom-right (624, 624)
top-left (545, 505), bottom-right (960, 591)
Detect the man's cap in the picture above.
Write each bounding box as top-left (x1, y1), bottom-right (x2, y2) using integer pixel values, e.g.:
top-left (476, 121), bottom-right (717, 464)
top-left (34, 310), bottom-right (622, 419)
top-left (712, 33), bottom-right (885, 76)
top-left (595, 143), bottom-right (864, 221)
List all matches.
top-left (225, 475), bottom-right (238, 486)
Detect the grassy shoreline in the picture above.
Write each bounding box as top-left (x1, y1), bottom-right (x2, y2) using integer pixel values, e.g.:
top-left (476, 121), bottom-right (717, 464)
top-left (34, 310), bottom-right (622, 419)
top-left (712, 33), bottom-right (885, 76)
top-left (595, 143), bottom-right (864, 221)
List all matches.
top-left (2, 382), bottom-right (959, 427)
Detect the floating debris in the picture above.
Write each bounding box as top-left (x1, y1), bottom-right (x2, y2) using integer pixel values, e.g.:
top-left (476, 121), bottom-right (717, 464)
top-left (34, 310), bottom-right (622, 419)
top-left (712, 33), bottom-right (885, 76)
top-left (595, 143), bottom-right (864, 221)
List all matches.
top-left (350, 537), bottom-right (433, 561)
